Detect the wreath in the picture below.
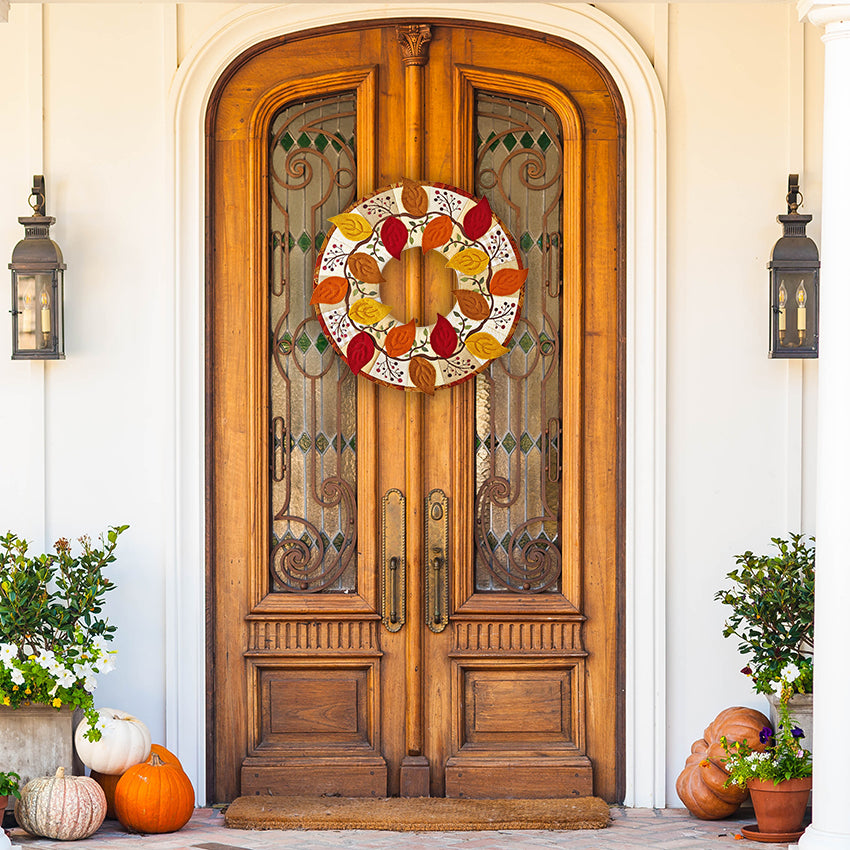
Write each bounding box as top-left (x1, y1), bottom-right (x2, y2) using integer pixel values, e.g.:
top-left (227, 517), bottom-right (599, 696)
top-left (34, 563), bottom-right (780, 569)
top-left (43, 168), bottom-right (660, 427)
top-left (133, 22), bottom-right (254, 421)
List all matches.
top-left (312, 179), bottom-right (526, 394)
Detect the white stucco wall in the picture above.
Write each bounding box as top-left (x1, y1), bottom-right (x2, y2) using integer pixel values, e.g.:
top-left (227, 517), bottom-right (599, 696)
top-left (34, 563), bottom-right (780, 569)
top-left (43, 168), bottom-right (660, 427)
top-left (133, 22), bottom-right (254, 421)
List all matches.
top-left (0, 1), bottom-right (822, 806)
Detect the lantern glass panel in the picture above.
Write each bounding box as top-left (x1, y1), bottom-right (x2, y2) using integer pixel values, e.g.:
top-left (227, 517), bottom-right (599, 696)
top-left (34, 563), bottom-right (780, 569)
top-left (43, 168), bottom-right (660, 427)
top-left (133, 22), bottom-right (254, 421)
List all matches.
top-left (771, 271), bottom-right (817, 356)
top-left (14, 272), bottom-right (55, 354)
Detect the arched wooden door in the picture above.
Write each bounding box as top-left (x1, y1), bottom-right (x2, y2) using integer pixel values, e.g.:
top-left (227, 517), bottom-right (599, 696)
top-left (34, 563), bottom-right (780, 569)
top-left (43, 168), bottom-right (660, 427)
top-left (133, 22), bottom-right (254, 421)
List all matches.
top-left (207, 21), bottom-right (624, 804)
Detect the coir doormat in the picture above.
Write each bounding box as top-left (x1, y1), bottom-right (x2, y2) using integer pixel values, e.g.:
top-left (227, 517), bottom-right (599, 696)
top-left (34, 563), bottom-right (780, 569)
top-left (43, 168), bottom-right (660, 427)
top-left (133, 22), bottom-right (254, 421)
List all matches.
top-left (224, 795), bottom-right (610, 831)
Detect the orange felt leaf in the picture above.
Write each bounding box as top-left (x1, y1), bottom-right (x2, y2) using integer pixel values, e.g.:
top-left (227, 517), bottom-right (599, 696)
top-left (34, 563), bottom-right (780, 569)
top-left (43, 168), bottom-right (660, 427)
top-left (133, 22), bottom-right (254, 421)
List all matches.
top-left (453, 289), bottom-right (490, 321)
top-left (422, 215), bottom-right (453, 253)
top-left (310, 276), bottom-right (349, 305)
top-left (401, 178), bottom-right (429, 217)
top-left (409, 357), bottom-right (436, 395)
top-left (385, 319), bottom-right (416, 358)
top-left (348, 252), bottom-right (385, 284)
top-left (489, 267), bottom-right (528, 296)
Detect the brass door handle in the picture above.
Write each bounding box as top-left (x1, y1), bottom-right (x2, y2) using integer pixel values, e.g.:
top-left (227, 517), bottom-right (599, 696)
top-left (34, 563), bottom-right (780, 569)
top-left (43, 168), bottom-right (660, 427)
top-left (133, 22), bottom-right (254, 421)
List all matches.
top-left (382, 489), bottom-right (406, 632)
top-left (425, 490), bottom-right (449, 633)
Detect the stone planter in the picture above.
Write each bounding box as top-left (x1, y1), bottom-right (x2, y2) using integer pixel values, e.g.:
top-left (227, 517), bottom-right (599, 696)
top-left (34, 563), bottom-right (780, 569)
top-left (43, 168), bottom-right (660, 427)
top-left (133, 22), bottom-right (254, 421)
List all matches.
top-left (0, 705), bottom-right (83, 809)
top-left (766, 692), bottom-right (813, 743)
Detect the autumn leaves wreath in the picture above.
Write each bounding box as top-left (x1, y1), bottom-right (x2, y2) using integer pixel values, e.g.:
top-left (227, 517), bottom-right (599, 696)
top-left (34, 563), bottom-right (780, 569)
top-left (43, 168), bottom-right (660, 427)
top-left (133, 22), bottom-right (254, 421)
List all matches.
top-left (312, 179), bottom-right (527, 394)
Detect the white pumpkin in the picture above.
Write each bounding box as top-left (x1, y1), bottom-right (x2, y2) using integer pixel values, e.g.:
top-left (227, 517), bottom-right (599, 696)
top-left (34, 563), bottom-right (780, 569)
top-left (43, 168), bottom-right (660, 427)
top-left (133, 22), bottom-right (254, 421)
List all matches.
top-left (15, 766), bottom-right (106, 840)
top-left (74, 707), bottom-right (152, 775)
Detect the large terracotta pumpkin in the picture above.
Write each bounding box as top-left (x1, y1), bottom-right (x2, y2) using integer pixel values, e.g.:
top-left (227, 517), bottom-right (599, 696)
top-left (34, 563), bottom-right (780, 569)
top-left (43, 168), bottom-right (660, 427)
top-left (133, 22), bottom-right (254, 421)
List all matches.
top-left (92, 743), bottom-right (182, 818)
top-left (15, 766), bottom-right (107, 840)
top-left (114, 753), bottom-right (194, 833)
top-left (676, 705), bottom-right (771, 820)
top-left (74, 707), bottom-right (152, 775)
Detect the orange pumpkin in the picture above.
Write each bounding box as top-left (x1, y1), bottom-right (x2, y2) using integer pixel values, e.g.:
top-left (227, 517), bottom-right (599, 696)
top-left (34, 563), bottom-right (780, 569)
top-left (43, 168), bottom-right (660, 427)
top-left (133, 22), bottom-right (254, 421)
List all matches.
top-left (676, 705), bottom-right (771, 820)
top-left (93, 744), bottom-right (182, 819)
top-left (114, 753), bottom-right (194, 833)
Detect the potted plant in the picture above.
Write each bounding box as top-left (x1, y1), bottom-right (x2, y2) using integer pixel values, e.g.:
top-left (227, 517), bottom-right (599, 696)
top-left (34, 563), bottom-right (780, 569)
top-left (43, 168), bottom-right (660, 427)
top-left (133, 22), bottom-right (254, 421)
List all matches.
top-left (715, 533), bottom-right (814, 736)
top-left (721, 664), bottom-right (812, 840)
top-left (0, 770), bottom-right (21, 814)
top-left (0, 526), bottom-right (127, 786)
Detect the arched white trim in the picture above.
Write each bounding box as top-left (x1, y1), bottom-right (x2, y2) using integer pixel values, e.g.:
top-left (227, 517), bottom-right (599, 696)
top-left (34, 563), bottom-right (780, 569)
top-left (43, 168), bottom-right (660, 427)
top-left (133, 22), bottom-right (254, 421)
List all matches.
top-left (168, 2), bottom-right (667, 807)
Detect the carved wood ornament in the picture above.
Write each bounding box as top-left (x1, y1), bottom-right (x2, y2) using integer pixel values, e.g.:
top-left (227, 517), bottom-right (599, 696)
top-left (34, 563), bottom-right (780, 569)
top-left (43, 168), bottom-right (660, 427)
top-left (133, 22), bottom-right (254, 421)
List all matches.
top-left (396, 24), bottom-right (432, 67)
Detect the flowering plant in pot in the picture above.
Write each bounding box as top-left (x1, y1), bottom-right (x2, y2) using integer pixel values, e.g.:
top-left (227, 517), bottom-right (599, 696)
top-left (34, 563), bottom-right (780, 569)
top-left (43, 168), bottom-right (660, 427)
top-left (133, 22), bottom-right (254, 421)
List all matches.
top-left (0, 526), bottom-right (127, 741)
top-left (721, 664), bottom-right (812, 839)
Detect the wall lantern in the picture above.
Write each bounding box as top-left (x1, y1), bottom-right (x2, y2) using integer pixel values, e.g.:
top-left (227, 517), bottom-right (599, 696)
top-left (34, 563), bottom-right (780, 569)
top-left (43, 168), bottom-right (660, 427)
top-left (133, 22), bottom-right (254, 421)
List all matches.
top-left (768, 174), bottom-right (819, 358)
top-left (9, 176), bottom-right (65, 360)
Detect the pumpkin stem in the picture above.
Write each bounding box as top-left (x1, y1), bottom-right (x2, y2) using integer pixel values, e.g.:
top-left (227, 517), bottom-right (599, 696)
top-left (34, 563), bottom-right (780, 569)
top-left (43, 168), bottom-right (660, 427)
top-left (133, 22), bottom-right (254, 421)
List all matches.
top-left (148, 753), bottom-right (164, 767)
top-left (55, 766), bottom-right (66, 778)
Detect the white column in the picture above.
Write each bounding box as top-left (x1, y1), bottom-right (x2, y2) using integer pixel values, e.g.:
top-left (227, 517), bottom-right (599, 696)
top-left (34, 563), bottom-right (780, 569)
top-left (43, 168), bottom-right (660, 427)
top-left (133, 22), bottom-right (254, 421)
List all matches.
top-left (798, 3), bottom-right (850, 849)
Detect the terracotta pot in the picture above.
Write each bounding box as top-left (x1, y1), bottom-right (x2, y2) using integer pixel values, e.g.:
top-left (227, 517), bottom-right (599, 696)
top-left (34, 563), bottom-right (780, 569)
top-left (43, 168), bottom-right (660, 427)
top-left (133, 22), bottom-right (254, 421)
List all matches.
top-left (748, 777), bottom-right (812, 834)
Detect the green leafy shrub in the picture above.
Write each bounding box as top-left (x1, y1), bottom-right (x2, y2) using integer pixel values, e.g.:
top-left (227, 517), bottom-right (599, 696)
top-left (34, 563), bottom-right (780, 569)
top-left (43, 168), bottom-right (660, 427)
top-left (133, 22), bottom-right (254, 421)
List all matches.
top-left (715, 533), bottom-right (814, 695)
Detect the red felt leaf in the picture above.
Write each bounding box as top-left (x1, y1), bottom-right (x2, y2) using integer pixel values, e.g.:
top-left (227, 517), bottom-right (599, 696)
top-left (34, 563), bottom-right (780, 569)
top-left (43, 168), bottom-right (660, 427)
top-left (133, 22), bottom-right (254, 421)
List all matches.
top-left (430, 314), bottom-right (458, 358)
top-left (463, 196), bottom-right (493, 241)
top-left (381, 217), bottom-right (408, 260)
top-left (346, 331), bottom-right (376, 376)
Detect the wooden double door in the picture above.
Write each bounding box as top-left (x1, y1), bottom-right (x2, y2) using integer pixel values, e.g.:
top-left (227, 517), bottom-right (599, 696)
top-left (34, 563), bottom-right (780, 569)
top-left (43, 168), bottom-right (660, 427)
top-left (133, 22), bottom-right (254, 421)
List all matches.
top-left (207, 21), bottom-right (623, 803)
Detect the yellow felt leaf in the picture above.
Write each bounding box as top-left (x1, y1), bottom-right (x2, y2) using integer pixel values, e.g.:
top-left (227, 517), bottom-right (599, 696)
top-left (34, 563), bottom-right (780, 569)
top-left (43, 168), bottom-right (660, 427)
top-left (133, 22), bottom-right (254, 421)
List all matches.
top-left (446, 248), bottom-right (489, 276)
top-left (329, 213), bottom-right (373, 241)
top-left (349, 297), bottom-right (393, 326)
top-left (465, 331), bottom-right (510, 361)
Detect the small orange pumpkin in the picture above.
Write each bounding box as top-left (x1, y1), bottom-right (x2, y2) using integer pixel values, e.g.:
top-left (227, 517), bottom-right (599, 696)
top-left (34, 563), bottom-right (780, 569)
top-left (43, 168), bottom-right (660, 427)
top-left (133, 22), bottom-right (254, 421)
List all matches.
top-left (114, 753), bottom-right (194, 833)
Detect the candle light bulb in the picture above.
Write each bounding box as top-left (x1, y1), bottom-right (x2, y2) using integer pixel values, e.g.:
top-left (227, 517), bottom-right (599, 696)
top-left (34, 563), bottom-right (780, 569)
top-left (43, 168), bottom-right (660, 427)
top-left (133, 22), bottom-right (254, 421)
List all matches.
top-left (778, 281), bottom-right (787, 335)
top-left (40, 289), bottom-right (51, 336)
top-left (796, 279), bottom-right (807, 334)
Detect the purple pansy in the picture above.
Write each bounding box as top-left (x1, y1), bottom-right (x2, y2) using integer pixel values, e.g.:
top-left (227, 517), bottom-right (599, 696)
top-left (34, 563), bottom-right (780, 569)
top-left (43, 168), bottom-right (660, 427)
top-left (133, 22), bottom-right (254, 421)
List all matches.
top-left (759, 726), bottom-right (774, 745)
top-left (791, 727), bottom-right (804, 739)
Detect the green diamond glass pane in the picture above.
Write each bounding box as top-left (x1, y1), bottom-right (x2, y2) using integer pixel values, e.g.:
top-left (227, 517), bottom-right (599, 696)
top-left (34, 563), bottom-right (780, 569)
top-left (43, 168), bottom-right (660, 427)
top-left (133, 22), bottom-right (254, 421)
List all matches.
top-left (500, 532), bottom-right (513, 551)
top-left (519, 433), bottom-right (534, 454)
top-left (518, 332), bottom-right (534, 353)
top-left (296, 333), bottom-right (311, 353)
top-left (280, 132), bottom-right (295, 151)
top-left (332, 533), bottom-right (345, 551)
top-left (297, 232), bottom-right (312, 253)
top-left (314, 231), bottom-right (327, 252)
top-left (517, 532), bottom-right (531, 548)
top-left (297, 433), bottom-right (312, 452)
top-left (519, 232), bottom-right (535, 253)
top-left (519, 131), bottom-right (535, 149)
top-left (537, 132), bottom-right (552, 151)
top-left (314, 134), bottom-right (329, 152)
top-left (501, 433), bottom-right (517, 453)
top-left (487, 531), bottom-right (499, 550)
top-left (315, 433), bottom-right (329, 454)
top-left (297, 132), bottom-right (311, 148)
top-left (315, 333), bottom-right (330, 353)
top-left (287, 232), bottom-right (296, 251)
top-left (502, 133), bottom-right (517, 151)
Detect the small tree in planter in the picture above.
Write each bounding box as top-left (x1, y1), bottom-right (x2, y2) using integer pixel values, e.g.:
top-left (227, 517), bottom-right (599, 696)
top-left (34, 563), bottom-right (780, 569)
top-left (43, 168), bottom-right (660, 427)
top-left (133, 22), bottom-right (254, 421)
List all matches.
top-left (715, 533), bottom-right (814, 738)
top-left (0, 526), bottom-right (128, 741)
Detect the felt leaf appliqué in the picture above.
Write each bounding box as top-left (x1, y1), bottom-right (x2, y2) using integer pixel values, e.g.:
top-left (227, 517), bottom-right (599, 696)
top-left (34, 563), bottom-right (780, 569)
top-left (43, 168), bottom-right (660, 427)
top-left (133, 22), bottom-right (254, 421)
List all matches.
top-left (310, 276), bottom-right (349, 305)
top-left (346, 331), bottom-right (376, 375)
top-left (381, 217), bottom-right (408, 260)
top-left (401, 178), bottom-right (429, 217)
top-left (453, 289), bottom-right (490, 321)
top-left (462, 196), bottom-right (493, 241)
top-left (489, 267), bottom-right (529, 296)
top-left (430, 314), bottom-right (459, 358)
top-left (329, 213), bottom-right (373, 241)
top-left (348, 253), bottom-right (385, 284)
top-left (465, 331), bottom-right (510, 360)
top-left (409, 357), bottom-right (436, 395)
top-left (421, 216), bottom-right (453, 253)
top-left (446, 248), bottom-right (489, 276)
top-left (385, 319), bottom-right (417, 358)
top-left (349, 297), bottom-right (393, 326)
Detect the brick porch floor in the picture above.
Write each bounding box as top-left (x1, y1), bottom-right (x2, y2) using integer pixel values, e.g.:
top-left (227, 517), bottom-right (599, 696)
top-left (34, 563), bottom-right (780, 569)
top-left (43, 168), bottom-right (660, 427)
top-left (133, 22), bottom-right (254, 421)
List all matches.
top-left (7, 806), bottom-right (805, 850)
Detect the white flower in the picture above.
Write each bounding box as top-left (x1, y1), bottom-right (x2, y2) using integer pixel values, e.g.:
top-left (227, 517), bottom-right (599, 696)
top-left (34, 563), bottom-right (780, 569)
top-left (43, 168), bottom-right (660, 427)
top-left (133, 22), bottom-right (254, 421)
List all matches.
top-left (782, 662), bottom-right (801, 683)
top-left (97, 655), bottom-right (116, 674)
top-left (91, 636), bottom-right (109, 655)
top-left (55, 668), bottom-right (75, 688)
top-left (0, 644), bottom-right (17, 665)
top-left (94, 717), bottom-right (108, 734)
top-left (772, 679), bottom-right (784, 696)
top-left (83, 675), bottom-right (97, 692)
top-left (10, 667), bottom-right (24, 686)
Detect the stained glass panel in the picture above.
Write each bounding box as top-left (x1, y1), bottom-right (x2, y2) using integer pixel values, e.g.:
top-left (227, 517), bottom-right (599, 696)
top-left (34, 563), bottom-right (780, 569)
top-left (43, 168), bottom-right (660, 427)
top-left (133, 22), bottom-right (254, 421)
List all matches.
top-left (268, 94), bottom-right (358, 593)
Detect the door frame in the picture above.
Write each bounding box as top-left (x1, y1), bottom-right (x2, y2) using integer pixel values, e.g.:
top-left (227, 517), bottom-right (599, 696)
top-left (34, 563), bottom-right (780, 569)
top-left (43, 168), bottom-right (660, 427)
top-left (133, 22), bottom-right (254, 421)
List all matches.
top-left (167, 2), bottom-right (667, 808)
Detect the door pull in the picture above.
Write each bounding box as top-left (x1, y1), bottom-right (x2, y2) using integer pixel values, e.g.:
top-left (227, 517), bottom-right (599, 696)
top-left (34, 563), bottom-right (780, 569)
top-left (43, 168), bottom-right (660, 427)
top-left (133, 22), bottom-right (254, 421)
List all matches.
top-left (425, 489), bottom-right (449, 633)
top-left (382, 489), bottom-right (406, 632)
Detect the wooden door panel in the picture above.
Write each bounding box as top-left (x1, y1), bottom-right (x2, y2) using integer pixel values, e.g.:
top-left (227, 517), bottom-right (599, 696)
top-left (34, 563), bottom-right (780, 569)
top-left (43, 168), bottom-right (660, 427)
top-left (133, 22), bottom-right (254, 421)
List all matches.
top-left (208, 21), bottom-right (623, 804)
